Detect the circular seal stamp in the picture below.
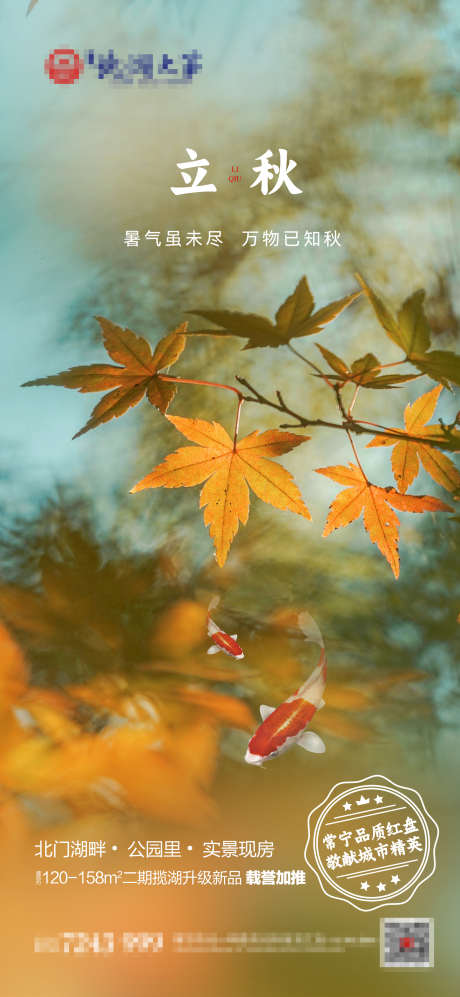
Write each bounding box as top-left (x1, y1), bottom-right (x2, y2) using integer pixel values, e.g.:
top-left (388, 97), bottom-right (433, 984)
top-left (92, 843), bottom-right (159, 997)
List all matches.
top-left (304, 774), bottom-right (438, 911)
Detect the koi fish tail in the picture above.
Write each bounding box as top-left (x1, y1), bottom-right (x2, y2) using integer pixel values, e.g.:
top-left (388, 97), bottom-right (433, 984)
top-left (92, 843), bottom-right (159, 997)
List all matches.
top-left (207, 596), bottom-right (220, 634)
top-left (207, 616), bottom-right (219, 637)
top-left (297, 648), bottom-right (327, 707)
top-left (207, 596), bottom-right (220, 636)
top-left (318, 646), bottom-right (327, 683)
top-left (297, 609), bottom-right (324, 648)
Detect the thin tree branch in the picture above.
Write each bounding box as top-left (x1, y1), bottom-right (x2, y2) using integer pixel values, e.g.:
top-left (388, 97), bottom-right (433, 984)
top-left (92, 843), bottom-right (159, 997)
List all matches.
top-left (235, 376), bottom-right (458, 450)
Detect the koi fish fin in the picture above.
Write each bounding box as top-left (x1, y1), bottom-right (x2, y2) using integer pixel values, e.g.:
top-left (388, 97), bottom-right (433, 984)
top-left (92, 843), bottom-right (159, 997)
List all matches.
top-left (208, 595), bottom-right (220, 612)
top-left (231, 634), bottom-right (238, 640)
top-left (297, 730), bottom-right (326, 754)
top-left (297, 610), bottom-right (324, 648)
top-left (318, 698), bottom-right (325, 710)
top-left (207, 645), bottom-right (221, 655)
top-left (260, 704), bottom-right (276, 721)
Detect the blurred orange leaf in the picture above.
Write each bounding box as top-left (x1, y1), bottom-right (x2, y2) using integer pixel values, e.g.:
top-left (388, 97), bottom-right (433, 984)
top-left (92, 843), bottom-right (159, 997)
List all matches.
top-left (68, 677), bottom-right (165, 733)
top-left (316, 462), bottom-right (452, 577)
top-left (22, 687), bottom-right (76, 716)
top-left (168, 722), bottom-right (219, 787)
top-left (178, 687), bottom-right (254, 731)
top-left (0, 585), bottom-right (55, 637)
top-left (104, 726), bottom-right (216, 823)
top-left (371, 670), bottom-right (428, 692)
top-left (132, 416), bottom-right (311, 565)
top-left (20, 701), bottom-right (80, 744)
top-left (267, 607), bottom-right (305, 630)
top-left (324, 683), bottom-right (371, 711)
top-left (0, 621), bottom-right (28, 712)
top-left (313, 709), bottom-right (373, 742)
top-left (0, 793), bottom-right (30, 848)
top-left (22, 319), bottom-right (187, 437)
top-left (0, 723), bottom-right (216, 825)
top-left (152, 600), bottom-right (207, 657)
top-left (146, 657), bottom-right (243, 683)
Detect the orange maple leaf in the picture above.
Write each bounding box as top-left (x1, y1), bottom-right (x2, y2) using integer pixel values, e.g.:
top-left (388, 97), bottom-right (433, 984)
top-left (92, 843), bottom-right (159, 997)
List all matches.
top-left (131, 416), bottom-right (311, 565)
top-left (366, 385), bottom-right (460, 495)
top-left (23, 318), bottom-right (187, 437)
top-left (316, 462), bottom-right (452, 577)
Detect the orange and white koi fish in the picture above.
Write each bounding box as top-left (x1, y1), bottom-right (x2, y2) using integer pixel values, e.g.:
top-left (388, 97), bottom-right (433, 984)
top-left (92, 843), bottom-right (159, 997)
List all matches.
top-left (245, 610), bottom-right (327, 765)
top-left (207, 596), bottom-right (244, 660)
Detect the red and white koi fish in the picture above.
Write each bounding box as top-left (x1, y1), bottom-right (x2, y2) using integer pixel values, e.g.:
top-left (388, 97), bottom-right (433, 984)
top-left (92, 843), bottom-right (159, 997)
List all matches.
top-left (207, 596), bottom-right (244, 660)
top-left (245, 610), bottom-right (327, 765)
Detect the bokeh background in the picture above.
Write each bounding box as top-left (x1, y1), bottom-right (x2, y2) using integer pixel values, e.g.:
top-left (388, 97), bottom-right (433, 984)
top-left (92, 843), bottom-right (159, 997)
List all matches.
top-left (1, 1), bottom-right (459, 994)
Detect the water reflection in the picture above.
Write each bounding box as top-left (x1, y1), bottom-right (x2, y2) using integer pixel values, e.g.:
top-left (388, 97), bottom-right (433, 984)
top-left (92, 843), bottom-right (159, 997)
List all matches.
top-left (0, 494), bottom-right (457, 830)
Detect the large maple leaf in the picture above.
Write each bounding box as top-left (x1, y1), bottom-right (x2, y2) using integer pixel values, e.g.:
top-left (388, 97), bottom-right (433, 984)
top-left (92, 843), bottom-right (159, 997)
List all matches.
top-left (366, 385), bottom-right (460, 495)
top-left (131, 416), bottom-right (311, 565)
top-left (187, 276), bottom-right (361, 349)
top-left (23, 319), bottom-right (187, 437)
top-left (316, 462), bottom-right (452, 577)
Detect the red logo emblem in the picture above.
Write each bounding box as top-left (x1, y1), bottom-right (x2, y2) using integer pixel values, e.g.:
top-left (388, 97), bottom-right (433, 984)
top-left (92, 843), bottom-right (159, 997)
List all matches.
top-left (45, 49), bottom-right (83, 85)
top-left (400, 936), bottom-right (415, 950)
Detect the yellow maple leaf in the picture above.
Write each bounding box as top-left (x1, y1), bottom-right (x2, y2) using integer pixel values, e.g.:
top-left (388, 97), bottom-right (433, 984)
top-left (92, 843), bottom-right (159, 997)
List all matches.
top-left (316, 462), bottom-right (452, 577)
top-left (131, 416), bottom-right (311, 565)
top-left (367, 384), bottom-right (460, 495)
top-left (23, 319), bottom-right (187, 437)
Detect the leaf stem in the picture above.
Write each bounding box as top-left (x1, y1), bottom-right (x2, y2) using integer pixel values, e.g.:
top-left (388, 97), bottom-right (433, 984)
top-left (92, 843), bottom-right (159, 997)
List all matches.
top-left (287, 342), bottom-right (335, 387)
top-left (355, 418), bottom-right (394, 431)
top-left (347, 384), bottom-right (360, 417)
top-left (335, 384), bottom-right (367, 478)
top-left (378, 359), bottom-right (408, 370)
top-left (346, 429), bottom-right (368, 480)
top-left (233, 396), bottom-right (244, 448)
top-left (159, 373), bottom-right (244, 401)
top-left (159, 372), bottom-right (245, 448)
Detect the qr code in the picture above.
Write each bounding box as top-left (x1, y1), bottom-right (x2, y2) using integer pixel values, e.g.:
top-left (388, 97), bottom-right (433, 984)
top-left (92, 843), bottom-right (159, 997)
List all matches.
top-left (380, 918), bottom-right (434, 968)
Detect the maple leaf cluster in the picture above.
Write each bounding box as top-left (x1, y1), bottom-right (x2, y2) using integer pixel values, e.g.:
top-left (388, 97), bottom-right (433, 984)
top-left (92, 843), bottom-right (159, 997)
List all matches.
top-left (22, 272), bottom-right (459, 576)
